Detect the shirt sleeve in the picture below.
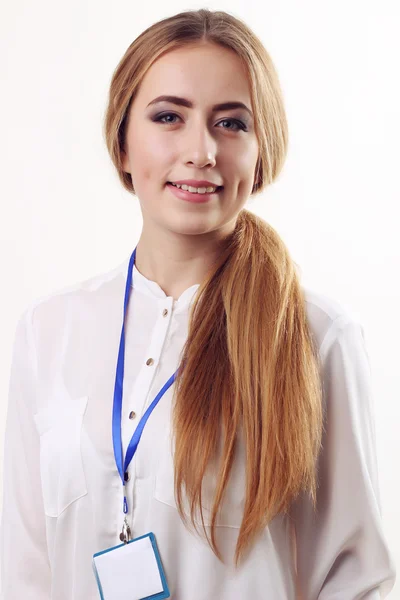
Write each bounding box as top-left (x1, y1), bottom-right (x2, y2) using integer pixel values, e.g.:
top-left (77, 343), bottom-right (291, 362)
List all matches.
top-left (289, 316), bottom-right (396, 600)
top-left (0, 305), bottom-right (51, 599)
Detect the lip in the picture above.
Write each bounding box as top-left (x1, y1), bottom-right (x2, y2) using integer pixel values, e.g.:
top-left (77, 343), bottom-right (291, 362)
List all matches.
top-left (166, 182), bottom-right (221, 203)
top-left (169, 179), bottom-right (223, 188)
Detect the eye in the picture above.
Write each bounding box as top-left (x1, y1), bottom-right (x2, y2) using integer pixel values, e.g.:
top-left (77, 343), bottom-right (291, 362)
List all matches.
top-left (154, 113), bottom-right (180, 125)
top-left (153, 112), bottom-right (247, 131)
top-left (218, 118), bottom-right (247, 132)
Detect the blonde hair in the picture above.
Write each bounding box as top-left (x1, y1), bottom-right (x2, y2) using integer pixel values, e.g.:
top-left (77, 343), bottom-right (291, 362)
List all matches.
top-left (103, 8), bottom-right (323, 567)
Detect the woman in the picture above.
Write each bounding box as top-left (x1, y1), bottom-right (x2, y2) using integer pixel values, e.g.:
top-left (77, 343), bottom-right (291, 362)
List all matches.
top-left (1, 8), bottom-right (396, 600)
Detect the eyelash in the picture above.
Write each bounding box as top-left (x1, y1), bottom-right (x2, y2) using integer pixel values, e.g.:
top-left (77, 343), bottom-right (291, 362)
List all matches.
top-left (153, 112), bottom-right (248, 132)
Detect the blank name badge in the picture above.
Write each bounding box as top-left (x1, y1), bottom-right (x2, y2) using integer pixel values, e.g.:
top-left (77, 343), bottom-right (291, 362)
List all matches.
top-left (92, 532), bottom-right (170, 600)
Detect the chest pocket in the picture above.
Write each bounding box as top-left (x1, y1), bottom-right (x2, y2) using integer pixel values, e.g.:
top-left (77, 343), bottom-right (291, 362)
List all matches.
top-left (33, 395), bottom-right (88, 518)
top-left (154, 432), bottom-right (246, 529)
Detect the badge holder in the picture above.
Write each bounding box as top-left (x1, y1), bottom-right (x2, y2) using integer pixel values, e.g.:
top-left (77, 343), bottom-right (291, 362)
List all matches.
top-left (92, 531), bottom-right (170, 600)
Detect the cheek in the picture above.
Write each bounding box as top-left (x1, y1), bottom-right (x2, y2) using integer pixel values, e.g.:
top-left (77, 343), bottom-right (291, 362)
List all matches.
top-left (222, 141), bottom-right (258, 181)
top-left (150, 139), bottom-right (173, 168)
top-left (131, 134), bottom-right (173, 182)
top-left (241, 143), bottom-right (259, 178)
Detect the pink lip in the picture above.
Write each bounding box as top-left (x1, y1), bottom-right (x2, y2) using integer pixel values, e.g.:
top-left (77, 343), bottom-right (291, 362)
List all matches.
top-left (166, 182), bottom-right (221, 203)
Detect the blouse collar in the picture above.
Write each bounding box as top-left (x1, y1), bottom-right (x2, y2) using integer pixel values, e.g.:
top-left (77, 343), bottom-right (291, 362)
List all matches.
top-left (131, 263), bottom-right (201, 311)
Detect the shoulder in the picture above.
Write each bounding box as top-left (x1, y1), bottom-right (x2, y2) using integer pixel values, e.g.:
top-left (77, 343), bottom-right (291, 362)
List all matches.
top-left (20, 255), bottom-right (130, 329)
top-left (302, 285), bottom-right (365, 359)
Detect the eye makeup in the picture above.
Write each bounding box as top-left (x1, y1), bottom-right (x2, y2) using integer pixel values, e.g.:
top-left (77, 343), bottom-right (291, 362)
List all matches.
top-left (151, 112), bottom-right (249, 131)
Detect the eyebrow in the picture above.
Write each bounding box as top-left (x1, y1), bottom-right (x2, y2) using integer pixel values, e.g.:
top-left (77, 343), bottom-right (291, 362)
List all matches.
top-left (146, 95), bottom-right (253, 118)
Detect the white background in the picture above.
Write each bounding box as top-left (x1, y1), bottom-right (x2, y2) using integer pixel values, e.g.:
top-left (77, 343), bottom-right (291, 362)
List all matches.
top-left (0, 0), bottom-right (399, 596)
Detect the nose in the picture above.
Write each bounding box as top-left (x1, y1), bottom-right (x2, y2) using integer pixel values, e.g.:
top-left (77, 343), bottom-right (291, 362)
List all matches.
top-left (186, 152), bottom-right (216, 169)
top-left (183, 121), bottom-right (217, 169)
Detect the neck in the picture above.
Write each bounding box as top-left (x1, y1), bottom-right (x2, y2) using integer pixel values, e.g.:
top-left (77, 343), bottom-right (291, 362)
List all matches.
top-left (134, 219), bottom-right (237, 300)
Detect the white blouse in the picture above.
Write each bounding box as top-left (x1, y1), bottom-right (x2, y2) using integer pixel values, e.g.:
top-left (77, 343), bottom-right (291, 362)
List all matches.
top-left (0, 252), bottom-right (396, 600)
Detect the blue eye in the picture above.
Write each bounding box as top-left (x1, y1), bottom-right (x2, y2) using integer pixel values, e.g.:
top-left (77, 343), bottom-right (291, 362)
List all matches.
top-left (218, 118), bottom-right (247, 132)
top-left (154, 113), bottom-right (180, 125)
top-left (153, 112), bottom-right (247, 131)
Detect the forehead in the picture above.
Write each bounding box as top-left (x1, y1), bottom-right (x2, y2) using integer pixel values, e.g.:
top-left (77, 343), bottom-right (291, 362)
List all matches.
top-left (134, 43), bottom-right (252, 107)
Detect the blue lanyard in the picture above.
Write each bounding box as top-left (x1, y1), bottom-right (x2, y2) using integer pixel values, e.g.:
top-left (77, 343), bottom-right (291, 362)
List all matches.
top-left (112, 246), bottom-right (182, 515)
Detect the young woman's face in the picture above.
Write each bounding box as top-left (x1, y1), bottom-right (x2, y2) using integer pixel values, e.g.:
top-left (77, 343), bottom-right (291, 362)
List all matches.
top-left (122, 42), bottom-right (259, 237)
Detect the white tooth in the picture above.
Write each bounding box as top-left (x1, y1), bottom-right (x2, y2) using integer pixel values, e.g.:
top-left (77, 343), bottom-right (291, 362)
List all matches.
top-left (172, 183), bottom-right (217, 193)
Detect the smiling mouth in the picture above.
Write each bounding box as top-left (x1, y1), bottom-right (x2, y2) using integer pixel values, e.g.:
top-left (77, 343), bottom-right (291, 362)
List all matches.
top-left (166, 182), bottom-right (223, 191)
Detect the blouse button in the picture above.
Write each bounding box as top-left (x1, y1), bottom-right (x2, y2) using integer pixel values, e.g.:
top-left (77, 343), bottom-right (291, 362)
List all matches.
top-left (162, 308), bottom-right (168, 317)
top-left (124, 471), bottom-right (130, 482)
top-left (146, 358), bottom-right (154, 366)
top-left (129, 411), bottom-right (136, 420)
